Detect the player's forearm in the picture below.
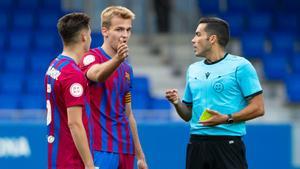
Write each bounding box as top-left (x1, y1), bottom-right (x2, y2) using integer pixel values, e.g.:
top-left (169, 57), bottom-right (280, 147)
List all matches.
top-left (232, 104), bottom-right (264, 122)
top-left (68, 122), bottom-right (94, 167)
top-left (128, 113), bottom-right (145, 160)
top-left (174, 101), bottom-right (192, 122)
top-left (87, 57), bottom-right (123, 82)
top-left (232, 94), bottom-right (265, 122)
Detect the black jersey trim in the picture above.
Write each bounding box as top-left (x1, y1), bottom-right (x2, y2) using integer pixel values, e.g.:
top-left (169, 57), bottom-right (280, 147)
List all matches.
top-left (182, 100), bottom-right (193, 105)
top-left (245, 90), bottom-right (263, 100)
top-left (204, 53), bottom-right (228, 65)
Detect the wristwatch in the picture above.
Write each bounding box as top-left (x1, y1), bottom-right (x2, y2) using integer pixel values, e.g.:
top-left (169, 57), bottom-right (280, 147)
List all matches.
top-left (226, 114), bottom-right (234, 124)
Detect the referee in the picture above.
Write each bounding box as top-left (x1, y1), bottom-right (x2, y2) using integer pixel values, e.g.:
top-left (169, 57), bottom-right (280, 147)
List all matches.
top-left (165, 17), bottom-right (265, 169)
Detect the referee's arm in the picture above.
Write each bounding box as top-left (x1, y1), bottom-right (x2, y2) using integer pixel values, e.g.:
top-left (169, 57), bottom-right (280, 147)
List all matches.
top-left (232, 92), bottom-right (265, 122)
top-left (165, 89), bottom-right (192, 122)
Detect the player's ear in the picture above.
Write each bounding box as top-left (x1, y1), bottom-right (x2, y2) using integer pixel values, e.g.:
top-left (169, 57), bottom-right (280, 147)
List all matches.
top-left (209, 35), bottom-right (217, 44)
top-left (101, 27), bottom-right (108, 38)
top-left (81, 30), bottom-right (88, 42)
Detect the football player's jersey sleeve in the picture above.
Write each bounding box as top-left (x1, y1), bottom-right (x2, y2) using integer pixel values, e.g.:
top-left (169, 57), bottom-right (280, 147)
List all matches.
top-left (125, 66), bottom-right (133, 103)
top-left (128, 66), bottom-right (133, 93)
top-left (236, 61), bottom-right (262, 98)
top-left (79, 51), bottom-right (102, 75)
top-left (61, 70), bottom-right (87, 108)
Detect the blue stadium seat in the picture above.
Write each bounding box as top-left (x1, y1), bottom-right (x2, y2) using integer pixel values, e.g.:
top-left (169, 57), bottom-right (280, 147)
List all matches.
top-left (91, 32), bottom-right (104, 48)
top-left (37, 10), bottom-right (60, 31)
top-left (247, 13), bottom-right (272, 33)
top-left (132, 76), bottom-right (150, 94)
top-left (42, 0), bottom-right (61, 10)
top-left (131, 76), bottom-right (151, 109)
top-left (284, 74), bottom-right (300, 103)
top-left (30, 50), bottom-right (55, 73)
top-left (19, 94), bottom-right (45, 109)
top-left (274, 13), bottom-right (299, 34)
top-left (226, 0), bottom-right (252, 13)
top-left (33, 31), bottom-right (58, 50)
top-left (241, 32), bottom-right (266, 59)
top-left (0, 94), bottom-right (19, 109)
top-left (12, 11), bottom-right (35, 30)
top-left (290, 54), bottom-right (300, 74)
top-left (0, 11), bottom-right (10, 31)
top-left (25, 73), bottom-right (45, 94)
top-left (281, 0), bottom-right (300, 12)
top-left (251, 0), bottom-right (280, 12)
top-left (197, 0), bottom-right (220, 15)
top-left (220, 13), bottom-right (245, 37)
top-left (150, 97), bottom-right (171, 110)
top-left (17, 0), bottom-right (40, 10)
top-left (9, 31), bottom-right (32, 50)
top-left (3, 51), bottom-right (27, 73)
top-left (262, 53), bottom-right (288, 81)
top-left (0, 32), bottom-right (7, 51)
top-left (132, 92), bottom-right (150, 110)
top-left (4, 56), bottom-right (26, 73)
top-left (0, 73), bottom-right (24, 94)
top-left (0, 0), bottom-right (14, 10)
top-left (270, 32), bottom-right (295, 54)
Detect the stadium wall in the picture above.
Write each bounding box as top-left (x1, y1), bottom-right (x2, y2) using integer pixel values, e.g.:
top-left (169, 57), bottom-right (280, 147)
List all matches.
top-left (0, 122), bottom-right (292, 169)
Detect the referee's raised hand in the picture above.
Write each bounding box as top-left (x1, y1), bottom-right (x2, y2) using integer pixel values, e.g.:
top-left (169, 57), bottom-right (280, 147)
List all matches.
top-left (165, 89), bottom-right (179, 105)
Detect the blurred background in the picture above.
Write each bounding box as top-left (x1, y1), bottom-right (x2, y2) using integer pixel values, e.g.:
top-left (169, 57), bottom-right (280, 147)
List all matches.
top-left (0, 0), bottom-right (299, 168)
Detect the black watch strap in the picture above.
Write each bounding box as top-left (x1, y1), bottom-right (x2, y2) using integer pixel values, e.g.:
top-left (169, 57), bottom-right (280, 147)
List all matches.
top-left (227, 114), bottom-right (234, 124)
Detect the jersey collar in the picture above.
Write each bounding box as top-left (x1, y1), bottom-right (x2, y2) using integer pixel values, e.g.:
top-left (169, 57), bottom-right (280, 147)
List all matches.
top-left (98, 47), bottom-right (112, 60)
top-left (57, 54), bottom-right (76, 63)
top-left (204, 53), bottom-right (228, 65)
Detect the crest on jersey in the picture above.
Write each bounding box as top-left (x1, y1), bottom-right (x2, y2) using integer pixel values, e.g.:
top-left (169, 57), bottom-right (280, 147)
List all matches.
top-left (70, 83), bottom-right (83, 97)
top-left (213, 81), bottom-right (224, 93)
top-left (125, 72), bottom-right (130, 81)
top-left (83, 55), bottom-right (95, 66)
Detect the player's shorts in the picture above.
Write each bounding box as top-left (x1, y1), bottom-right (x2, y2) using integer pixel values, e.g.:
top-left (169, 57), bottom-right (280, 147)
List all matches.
top-left (93, 151), bottom-right (134, 169)
top-left (186, 134), bottom-right (248, 169)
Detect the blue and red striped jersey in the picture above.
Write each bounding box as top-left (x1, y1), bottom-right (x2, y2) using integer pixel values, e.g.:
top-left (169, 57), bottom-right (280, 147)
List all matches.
top-left (45, 55), bottom-right (93, 169)
top-left (79, 47), bottom-right (134, 155)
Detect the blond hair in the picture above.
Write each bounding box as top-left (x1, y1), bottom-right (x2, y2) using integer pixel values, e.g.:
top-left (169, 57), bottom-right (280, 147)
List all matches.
top-left (101, 6), bottom-right (135, 28)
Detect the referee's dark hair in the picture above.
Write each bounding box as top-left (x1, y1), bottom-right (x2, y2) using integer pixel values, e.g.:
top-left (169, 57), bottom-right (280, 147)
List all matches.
top-left (57, 12), bottom-right (90, 45)
top-left (199, 17), bottom-right (230, 48)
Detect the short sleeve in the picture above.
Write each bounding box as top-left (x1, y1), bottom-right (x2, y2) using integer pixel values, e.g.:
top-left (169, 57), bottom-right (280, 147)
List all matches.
top-left (128, 65), bottom-right (133, 93)
top-left (61, 70), bottom-right (87, 108)
top-left (236, 61), bottom-right (262, 98)
top-left (124, 64), bottom-right (133, 103)
top-left (182, 67), bottom-right (193, 105)
top-left (79, 51), bottom-right (102, 75)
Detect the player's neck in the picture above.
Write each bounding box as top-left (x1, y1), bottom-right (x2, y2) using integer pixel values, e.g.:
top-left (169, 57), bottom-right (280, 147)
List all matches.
top-left (205, 48), bottom-right (225, 63)
top-left (62, 47), bottom-right (84, 64)
top-left (62, 46), bottom-right (84, 64)
top-left (101, 43), bottom-right (117, 58)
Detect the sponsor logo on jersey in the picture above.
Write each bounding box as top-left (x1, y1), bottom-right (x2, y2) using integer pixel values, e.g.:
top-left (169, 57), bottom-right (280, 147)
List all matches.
top-left (125, 72), bottom-right (130, 81)
top-left (46, 67), bottom-right (61, 80)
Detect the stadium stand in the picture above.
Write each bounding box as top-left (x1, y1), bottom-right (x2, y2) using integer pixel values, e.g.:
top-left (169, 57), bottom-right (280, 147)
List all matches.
top-left (0, 0), bottom-right (171, 113)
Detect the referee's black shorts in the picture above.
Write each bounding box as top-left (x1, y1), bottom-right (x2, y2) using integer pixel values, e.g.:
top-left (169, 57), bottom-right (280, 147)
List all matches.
top-left (186, 134), bottom-right (248, 169)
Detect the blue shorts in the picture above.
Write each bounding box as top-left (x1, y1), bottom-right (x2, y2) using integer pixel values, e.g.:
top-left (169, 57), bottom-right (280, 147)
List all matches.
top-left (93, 151), bottom-right (135, 169)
